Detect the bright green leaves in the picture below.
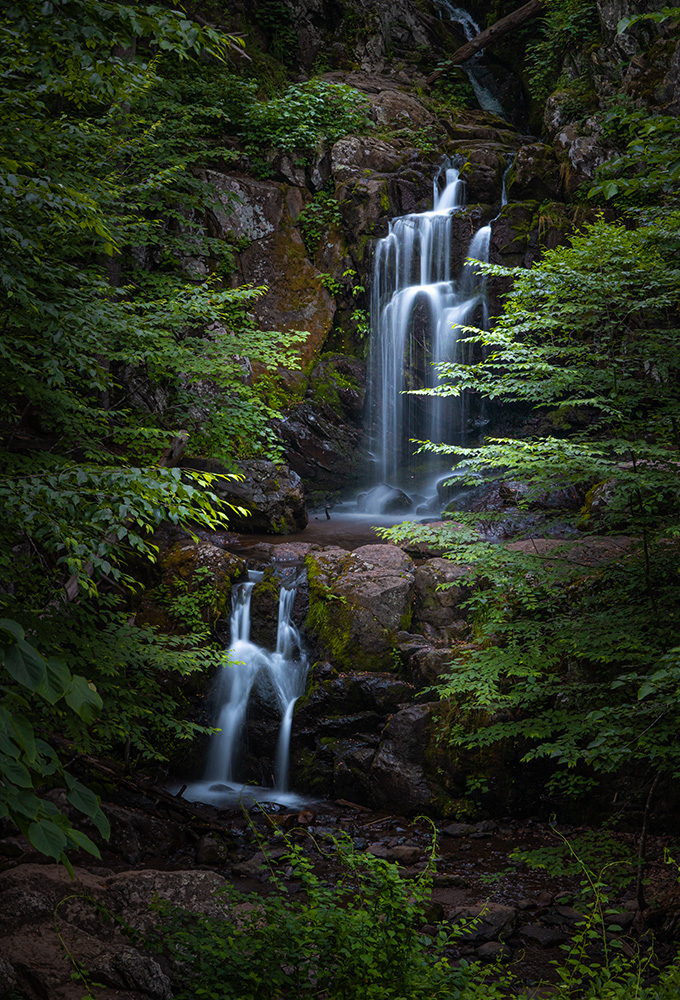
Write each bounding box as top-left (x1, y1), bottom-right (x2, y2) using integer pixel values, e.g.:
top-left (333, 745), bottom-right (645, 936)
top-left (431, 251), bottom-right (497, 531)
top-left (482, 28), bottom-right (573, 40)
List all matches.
top-left (0, 620), bottom-right (108, 865)
top-left (237, 79), bottom-right (371, 158)
top-left (590, 109), bottom-right (680, 210)
top-left (618, 7), bottom-right (680, 34)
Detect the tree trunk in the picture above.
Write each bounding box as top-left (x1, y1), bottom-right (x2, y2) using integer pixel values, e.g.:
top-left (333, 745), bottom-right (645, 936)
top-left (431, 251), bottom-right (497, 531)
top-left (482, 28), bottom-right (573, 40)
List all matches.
top-left (427, 0), bottom-right (546, 83)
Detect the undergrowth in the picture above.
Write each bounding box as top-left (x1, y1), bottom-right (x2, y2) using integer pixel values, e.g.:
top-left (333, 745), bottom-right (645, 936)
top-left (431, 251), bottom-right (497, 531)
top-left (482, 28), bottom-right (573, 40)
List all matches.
top-left (136, 827), bottom-right (680, 1000)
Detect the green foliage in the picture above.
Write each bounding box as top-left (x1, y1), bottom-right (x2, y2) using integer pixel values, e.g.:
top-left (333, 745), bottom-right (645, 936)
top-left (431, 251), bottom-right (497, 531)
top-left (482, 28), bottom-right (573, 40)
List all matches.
top-left (590, 104), bottom-right (680, 211)
top-left (297, 191), bottom-right (343, 257)
top-left (525, 0), bottom-right (600, 103)
top-left (511, 830), bottom-right (636, 891)
top-left (144, 831), bottom-right (506, 1000)
top-left (0, 1), bottom-right (285, 862)
top-left (155, 564), bottom-right (223, 638)
top-left (238, 79), bottom-right (371, 159)
top-left (0, 618), bottom-right (110, 871)
top-left (15, 597), bottom-right (225, 765)
top-left (618, 7), bottom-right (680, 34)
top-left (137, 829), bottom-right (680, 1000)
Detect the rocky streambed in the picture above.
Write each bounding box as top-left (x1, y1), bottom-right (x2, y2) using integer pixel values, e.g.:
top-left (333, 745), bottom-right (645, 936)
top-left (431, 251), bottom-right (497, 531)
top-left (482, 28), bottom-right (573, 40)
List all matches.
top-left (2, 788), bottom-right (679, 1000)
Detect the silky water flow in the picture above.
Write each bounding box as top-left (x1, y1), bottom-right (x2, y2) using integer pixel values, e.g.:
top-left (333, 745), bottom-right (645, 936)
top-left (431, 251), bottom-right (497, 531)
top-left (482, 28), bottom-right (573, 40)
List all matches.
top-left (367, 163), bottom-right (492, 507)
top-left (180, 569), bottom-right (311, 808)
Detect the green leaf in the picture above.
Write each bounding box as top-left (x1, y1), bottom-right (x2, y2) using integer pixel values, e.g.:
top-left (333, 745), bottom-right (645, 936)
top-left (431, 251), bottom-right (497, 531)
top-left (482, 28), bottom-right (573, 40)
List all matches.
top-left (1, 757), bottom-right (32, 788)
top-left (28, 819), bottom-right (68, 859)
top-left (36, 657), bottom-right (72, 704)
top-left (2, 639), bottom-right (46, 691)
top-left (64, 675), bottom-right (102, 724)
top-left (66, 828), bottom-right (102, 857)
top-left (66, 779), bottom-right (100, 818)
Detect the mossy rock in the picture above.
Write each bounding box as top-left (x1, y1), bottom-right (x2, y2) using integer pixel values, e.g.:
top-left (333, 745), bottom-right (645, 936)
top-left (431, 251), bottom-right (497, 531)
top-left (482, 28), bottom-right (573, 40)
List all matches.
top-left (304, 545), bottom-right (415, 672)
top-left (135, 539), bottom-right (246, 636)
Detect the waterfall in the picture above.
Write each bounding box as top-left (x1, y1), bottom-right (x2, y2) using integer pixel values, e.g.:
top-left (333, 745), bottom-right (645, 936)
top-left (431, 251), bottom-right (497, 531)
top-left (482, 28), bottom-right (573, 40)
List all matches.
top-left (187, 568), bottom-right (309, 804)
top-left (368, 164), bottom-right (491, 500)
top-left (434, 1), bottom-right (506, 118)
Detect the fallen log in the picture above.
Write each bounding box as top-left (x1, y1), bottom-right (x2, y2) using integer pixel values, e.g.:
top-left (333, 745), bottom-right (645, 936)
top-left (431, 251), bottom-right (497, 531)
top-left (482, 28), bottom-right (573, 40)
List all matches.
top-left (427, 0), bottom-right (546, 84)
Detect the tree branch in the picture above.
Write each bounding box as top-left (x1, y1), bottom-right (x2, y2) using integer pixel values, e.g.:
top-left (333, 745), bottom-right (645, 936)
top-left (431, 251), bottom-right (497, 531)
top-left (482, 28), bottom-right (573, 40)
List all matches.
top-left (427, 0), bottom-right (546, 84)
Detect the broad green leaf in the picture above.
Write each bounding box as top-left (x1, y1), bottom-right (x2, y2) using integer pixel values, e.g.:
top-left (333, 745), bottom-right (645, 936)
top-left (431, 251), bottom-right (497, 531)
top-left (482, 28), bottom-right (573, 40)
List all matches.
top-left (0, 757), bottom-right (32, 788)
top-left (65, 675), bottom-right (102, 724)
top-left (28, 819), bottom-right (68, 859)
top-left (66, 828), bottom-right (101, 857)
top-left (37, 657), bottom-right (72, 704)
top-left (2, 640), bottom-right (46, 690)
top-left (66, 779), bottom-right (100, 818)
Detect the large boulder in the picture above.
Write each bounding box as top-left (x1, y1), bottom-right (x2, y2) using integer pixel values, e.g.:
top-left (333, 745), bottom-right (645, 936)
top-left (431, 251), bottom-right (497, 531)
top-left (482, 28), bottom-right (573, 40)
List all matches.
top-left (206, 171), bottom-right (336, 366)
top-left (305, 543), bottom-right (415, 670)
top-left (368, 704), bottom-right (442, 813)
top-left (135, 537), bottom-right (247, 634)
top-left (184, 459), bottom-right (308, 535)
top-left (276, 353), bottom-right (367, 490)
top-left (413, 558), bottom-right (472, 630)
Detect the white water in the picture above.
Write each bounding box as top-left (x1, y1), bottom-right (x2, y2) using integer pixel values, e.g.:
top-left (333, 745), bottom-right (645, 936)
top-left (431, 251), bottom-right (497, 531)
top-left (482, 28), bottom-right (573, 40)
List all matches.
top-left (434, 1), bottom-right (506, 118)
top-left (368, 164), bottom-right (491, 500)
top-left (181, 569), bottom-right (310, 808)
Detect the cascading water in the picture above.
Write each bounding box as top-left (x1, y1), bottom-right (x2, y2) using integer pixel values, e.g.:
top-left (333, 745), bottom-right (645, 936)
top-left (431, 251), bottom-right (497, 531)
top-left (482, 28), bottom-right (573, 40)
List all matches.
top-left (367, 164), bottom-right (491, 503)
top-left (181, 568), bottom-right (310, 807)
top-left (434, 1), bottom-right (506, 118)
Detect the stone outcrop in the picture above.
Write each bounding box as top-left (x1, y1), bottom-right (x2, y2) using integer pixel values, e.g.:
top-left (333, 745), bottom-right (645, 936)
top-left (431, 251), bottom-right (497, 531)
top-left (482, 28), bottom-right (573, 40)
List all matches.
top-left (305, 543), bottom-right (415, 670)
top-left (275, 353), bottom-right (367, 490)
top-left (181, 458), bottom-right (308, 535)
top-left (135, 537), bottom-right (247, 634)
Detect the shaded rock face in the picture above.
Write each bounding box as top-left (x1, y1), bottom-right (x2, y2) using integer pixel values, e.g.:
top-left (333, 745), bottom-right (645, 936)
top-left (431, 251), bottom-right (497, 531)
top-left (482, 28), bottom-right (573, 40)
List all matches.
top-left (305, 543), bottom-right (415, 670)
top-left (183, 458), bottom-right (308, 535)
top-left (207, 171), bottom-right (336, 367)
top-left (413, 558), bottom-right (471, 633)
top-left (0, 864), bottom-right (228, 1000)
top-left (275, 353), bottom-right (367, 490)
top-left (135, 537), bottom-right (247, 634)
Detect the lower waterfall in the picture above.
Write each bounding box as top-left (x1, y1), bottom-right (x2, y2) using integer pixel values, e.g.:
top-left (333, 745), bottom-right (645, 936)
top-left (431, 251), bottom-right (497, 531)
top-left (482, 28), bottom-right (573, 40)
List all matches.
top-left (181, 569), bottom-right (310, 808)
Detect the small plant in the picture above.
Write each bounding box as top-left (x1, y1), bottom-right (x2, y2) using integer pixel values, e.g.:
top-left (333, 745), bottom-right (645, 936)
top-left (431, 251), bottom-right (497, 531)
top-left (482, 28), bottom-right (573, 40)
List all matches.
top-left (143, 829), bottom-right (509, 1000)
top-left (155, 564), bottom-right (221, 638)
top-left (297, 192), bottom-right (343, 257)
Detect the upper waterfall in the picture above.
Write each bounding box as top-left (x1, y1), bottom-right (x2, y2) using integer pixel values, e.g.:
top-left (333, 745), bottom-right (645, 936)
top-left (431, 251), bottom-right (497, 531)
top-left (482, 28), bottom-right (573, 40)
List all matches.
top-left (367, 163), bottom-right (491, 498)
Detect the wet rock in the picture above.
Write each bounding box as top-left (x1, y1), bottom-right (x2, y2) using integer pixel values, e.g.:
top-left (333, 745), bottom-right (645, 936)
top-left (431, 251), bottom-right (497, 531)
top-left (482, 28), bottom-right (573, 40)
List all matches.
top-left (299, 670), bottom-right (413, 719)
top-left (110, 948), bottom-right (174, 999)
top-left (507, 144), bottom-right (562, 202)
top-left (277, 354), bottom-right (367, 490)
top-left (368, 745), bottom-right (434, 813)
top-left (250, 566), bottom-right (281, 648)
top-left (196, 834), bottom-right (230, 866)
top-left (331, 135), bottom-right (413, 181)
top-left (368, 704), bottom-right (440, 813)
top-left (413, 558), bottom-right (471, 630)
top-left (441, 822), bottom-right (475, 838)
top-left (553, 124), bottom-right (611, 181)
top-left (205, 171), bottom-right (335, 366)
top-left (475, 941), bottom-right (512, 962)
top-left (369, 90), bottom-right (435, 130)
top-left (450, 903), bottom-right (517, 943)
top-left (136, 536), bottom-right (247, 634)
top-left (520, 923), bottom-right (568, 948)
top-left (368, 843), bottom-right (421, 865)
top-left (357, 484), bottom-right (413, 514)
top-left (305, 544), bottom-right (415, 670)
top-left (232, 852), bottom-right (268, 876)
top-left (210, 460), bottom-right (307, 535)
top-left (0, 958), bottom-right (16, 994)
